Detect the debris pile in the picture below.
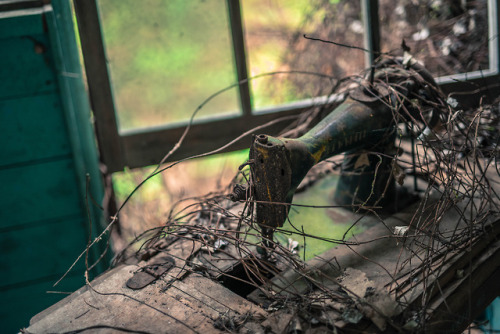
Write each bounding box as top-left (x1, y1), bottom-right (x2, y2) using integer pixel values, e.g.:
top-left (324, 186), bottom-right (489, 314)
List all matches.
top-left (109, 55), bottom-right (500, 332)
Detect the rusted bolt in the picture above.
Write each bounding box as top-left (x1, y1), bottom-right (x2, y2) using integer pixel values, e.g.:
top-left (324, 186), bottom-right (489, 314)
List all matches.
top-left (257, 134), bottom-right (268, 144)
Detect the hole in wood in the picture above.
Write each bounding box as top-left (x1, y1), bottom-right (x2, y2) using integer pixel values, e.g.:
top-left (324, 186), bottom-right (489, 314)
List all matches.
top-left (219, 261), bottom-right (278, 298)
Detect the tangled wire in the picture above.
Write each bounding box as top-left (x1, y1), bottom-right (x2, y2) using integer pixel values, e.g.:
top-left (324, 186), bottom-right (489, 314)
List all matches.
top-left (103, 52), bottom-right (500, 333)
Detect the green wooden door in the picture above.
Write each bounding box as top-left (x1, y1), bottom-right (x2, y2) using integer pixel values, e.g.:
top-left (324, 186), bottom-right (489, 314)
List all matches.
top-left (0, 1), bottom-right (109, 332)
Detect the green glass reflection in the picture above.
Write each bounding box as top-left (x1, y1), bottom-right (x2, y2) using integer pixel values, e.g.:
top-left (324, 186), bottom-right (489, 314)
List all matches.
top-left (98, 0), bottom-right (240, 130)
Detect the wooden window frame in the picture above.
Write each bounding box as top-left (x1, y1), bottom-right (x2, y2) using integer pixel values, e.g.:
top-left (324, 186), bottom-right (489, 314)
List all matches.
top-left (73, 0), bottom-right (500, 173)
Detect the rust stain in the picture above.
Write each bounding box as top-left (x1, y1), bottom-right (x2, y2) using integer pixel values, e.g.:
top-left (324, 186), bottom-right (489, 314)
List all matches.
top-left (312, 145), bottom-right (326, 163)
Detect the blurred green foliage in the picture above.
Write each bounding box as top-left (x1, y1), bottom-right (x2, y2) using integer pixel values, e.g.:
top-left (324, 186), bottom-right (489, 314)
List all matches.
top-left (112, 149), bottom-right (249, 204)
top-left (97, 0), bottom-right (345, 129)
top-left (98, 0), bottom-right (239, 129)
top-left (242, 0), bottom-right (324, 108)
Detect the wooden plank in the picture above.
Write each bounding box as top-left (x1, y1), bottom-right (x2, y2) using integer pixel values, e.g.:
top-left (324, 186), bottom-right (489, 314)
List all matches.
top-left (28, 264), bottom-right (266, 334)
top-left (0, 216), bottom-right (90, 288)
top-left (246, 186), bottom-right (500, 332)
top-left (27, 235), bottom-right (264, 333)
top-left (424, 240), bottom-right (500, 333)
top-left (0, 94), bottom-right (71, 167)
top-left (0, 272), bottom-right (84, 334)
top-left (439, 74), bottom-right (500, 109)
top-left (45, 2), bottom-right (111, 269)
top-left (194, 243), bottom-right (243, 279)
top-left (0, 35), bottom-right (58, 100)
top-left (167, 275), bottom-right (267, 333)
top-left (160, 237), bottom-right (202, 282)
top-left (0, 6), bottom-right (45, 40)
top-left (170, 274), bottom-right (266, 319)
top-left (0, 159), bottom-right (83, 230)
top-left (28, 265), bottom-right (222, 334)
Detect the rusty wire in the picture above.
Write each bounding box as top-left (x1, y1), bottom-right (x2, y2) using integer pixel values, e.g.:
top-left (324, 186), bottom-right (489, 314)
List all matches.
top-left (90, 53), bottom-right (500, 333)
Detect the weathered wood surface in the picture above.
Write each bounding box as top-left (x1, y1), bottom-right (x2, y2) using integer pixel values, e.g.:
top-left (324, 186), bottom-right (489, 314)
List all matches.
top-left (247, 183), bottom-right (500, 332)
top-left (27, 192), bottom-right (500, 333)
top-left (0, 94), bottom-right (71, 167)
top-left (0, 159), bottom-right (82, 230)
top-left (0, 34), bottom-right (57, 100)
top-left (0, 216), bottom-right (88, 287)
top-left (28, 265), bottom-right (268, 334)
top-left (26, 166), bottom-right (500, 333)
top-left (28, 234), bottom-right (266, 334)
top-left (0, 4), bottom-right (110, 332)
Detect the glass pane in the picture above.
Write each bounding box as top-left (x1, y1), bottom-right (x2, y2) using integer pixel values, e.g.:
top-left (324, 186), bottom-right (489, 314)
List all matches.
top-left (97, 0), bottom-right (240, 130)
top-left (242, 0), bottom-right (364, 110)
top-left (111, 149), bottom-right (249, 245)
top-left (380, 0), bottom-right (490, 77)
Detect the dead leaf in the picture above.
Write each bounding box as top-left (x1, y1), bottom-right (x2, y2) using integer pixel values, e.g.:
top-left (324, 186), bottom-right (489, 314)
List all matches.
top-left (354, 153), bottom-right (370, 169)
top-left (339, 268), bottom-right (401, 331)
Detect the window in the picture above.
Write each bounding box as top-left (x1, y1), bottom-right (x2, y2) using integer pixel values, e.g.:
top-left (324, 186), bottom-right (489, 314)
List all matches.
top-left (97, 0), bottom-right (240, 129)
top-left (379, 0), bottom-right (498, 82)
top-left (73, 0), bottom-right (499, 172)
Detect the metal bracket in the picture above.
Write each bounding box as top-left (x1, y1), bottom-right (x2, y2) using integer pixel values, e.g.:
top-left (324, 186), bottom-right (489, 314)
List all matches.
top-left (126, 253), bottom-right (175, 290)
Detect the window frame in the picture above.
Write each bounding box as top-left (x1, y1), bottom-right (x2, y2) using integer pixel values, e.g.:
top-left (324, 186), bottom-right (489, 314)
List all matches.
top-left (73, 0), bottom-right (500, 173)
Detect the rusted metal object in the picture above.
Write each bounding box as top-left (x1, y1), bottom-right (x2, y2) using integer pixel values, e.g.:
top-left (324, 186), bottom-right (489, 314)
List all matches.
top-left (235, 57), bottom-right (443, 246)
top-left (126, 254), bottom-right (175, 290)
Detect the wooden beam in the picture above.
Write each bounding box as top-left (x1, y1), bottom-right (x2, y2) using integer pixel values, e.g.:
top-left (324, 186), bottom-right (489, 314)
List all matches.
top-left (424, 241), bottom-right (500, 333)
top-left (226, 0), bottom-right (252, 116)
top-left (73, 0), bottom-right (124, 172)
top-left (120, 108), bottom-right (307, 170)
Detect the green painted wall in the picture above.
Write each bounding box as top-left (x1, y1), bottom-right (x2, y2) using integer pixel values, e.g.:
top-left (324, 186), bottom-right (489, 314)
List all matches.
top-left (0, 1), bottom-right (109, 332)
